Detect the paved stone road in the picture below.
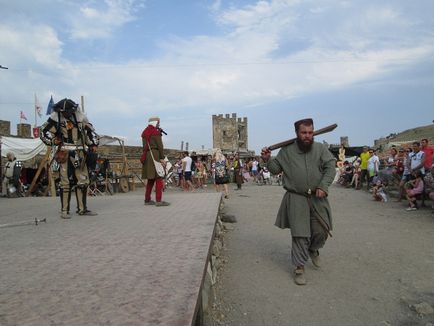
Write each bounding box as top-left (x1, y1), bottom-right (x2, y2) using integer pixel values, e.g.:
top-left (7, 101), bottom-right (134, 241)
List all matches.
top-left (0, 190), bottom-right (221, 325)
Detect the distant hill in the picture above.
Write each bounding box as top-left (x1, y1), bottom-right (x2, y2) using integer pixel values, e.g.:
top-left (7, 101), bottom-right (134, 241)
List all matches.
top-left (388, 124), bottom-right (434, 142)
top-left (329, 123), bottom-right (433, 160)
top-left (375, 123), bottom-right (434, 148)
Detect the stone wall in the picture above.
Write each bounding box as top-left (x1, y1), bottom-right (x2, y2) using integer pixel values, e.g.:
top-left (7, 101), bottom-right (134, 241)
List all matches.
top-left (0, 120), bottom-right (11, 136)
top-left (17, 123), bottom-right (31, 138)
top-left (97, 144), bottom-right (181, 178)
top-left (198, 200), bottom-right (228, 326)
top-left (340, 136), bottom-right (349, 147)
top-left (98, 144), bottom-right (180, 159)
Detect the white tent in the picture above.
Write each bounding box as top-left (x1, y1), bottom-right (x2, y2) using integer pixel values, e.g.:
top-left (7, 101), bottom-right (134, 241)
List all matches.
top-left (0, 136), bottom-right (46, 161)
top-left (98, 135), bottom-right (126, 146)
top-left (1, 135), bottom-right (127, 160)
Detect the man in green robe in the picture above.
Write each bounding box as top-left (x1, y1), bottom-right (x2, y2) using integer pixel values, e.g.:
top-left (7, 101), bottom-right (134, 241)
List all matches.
top-left (261, 118), bottom-right (336, 285)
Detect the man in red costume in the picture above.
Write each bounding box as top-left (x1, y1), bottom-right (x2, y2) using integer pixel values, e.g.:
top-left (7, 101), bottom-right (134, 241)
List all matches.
top-left (421, 138), bottom-right (434, 172)
top-left (141, 116), bottom-right (169, 206)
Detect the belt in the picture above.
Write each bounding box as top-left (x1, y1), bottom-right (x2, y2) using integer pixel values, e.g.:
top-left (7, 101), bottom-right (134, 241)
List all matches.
top-left (285, 188), bottom-right (333, 237)
top-left (284, 187), bottom-right (311, 197)
top-left (61, 145), bottom-right (85, 150)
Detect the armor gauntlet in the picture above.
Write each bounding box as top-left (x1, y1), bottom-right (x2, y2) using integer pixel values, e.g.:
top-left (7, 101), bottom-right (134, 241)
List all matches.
top-left (84, 123), bottom-right (99, 146)
top-left (40, 120), bottom-right (58, 146)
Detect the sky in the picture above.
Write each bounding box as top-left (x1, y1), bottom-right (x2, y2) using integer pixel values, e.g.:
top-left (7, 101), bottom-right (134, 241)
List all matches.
top-left (1, 0), bottom-right (433, 153)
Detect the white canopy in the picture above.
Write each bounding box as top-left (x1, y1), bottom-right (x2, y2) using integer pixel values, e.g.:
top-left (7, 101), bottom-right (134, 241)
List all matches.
top-left (98, 135), bottom-right (126, 146)
top-left (194, 149), bottom-right (215, 156)
top-left (0, 136), bottom-right (46, 161)
top-left (0, 134), bottom-right (126, 161)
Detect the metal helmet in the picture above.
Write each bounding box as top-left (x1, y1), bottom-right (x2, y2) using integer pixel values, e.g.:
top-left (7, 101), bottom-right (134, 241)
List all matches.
top-left (53, 98), bottom-right (78, 113)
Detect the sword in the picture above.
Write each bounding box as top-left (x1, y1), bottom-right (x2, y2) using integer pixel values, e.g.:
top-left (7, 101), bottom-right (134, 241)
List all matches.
top-left (0, 218), bottom-right (47, 229)
top-left (305, 190), bottom-right (333, 238)
top-left (286, 189), bottom-right (333, 238)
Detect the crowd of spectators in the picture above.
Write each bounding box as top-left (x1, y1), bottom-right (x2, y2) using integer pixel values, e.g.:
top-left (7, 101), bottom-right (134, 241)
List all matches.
top-left (336, 138), bottom-right (434, 212)
top-left (165, 138), bottom-right (433, 212)
top-left (168, 151), bottom-right (280, 197)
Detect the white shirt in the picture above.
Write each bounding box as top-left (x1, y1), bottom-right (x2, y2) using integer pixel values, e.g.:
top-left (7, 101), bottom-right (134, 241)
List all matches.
top-left (409, 151), bottom-right (425, 174)
top-left (251, 160), bottom-right (258, 171)
top-left (367, 155), bottom-right (380, 172)
top-left (175, 160), bottom-right (183, 173)
top-left (182, 156), bottom-right (192, 172)
top-left (4, 160), bottom-right (16, 178)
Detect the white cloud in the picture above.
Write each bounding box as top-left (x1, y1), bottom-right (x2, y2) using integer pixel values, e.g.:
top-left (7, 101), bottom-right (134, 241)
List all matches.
top-left (217, 0), bottom-right (299, 35)
top-left (210, 0), bottom-right (222, 12)
top-left (362, 7), bottom-right (400, 27)
top-left (69, 0), bottom-right (141, 40)
top-left (2, 1), bottom-right (433, 117)
top-left (1, 0), bottom-right (434, 150)
top-left (0, 23), bottom-right (63, 68)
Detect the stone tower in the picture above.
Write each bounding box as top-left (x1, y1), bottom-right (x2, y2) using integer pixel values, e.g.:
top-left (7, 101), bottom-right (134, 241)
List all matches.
top-left (340, 136), bottom-right (349, 147)
top-left (212, 113), bottom-right (248, 152)
top-left (0, 120), bottom-right (11, 136)
top-left (17, 123), bottom-right (31, 138)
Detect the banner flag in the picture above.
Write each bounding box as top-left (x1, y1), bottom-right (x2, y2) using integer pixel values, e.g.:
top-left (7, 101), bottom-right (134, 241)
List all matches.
top-left (20, 110), bottom-right (28, 121)
top-left (33, 127), bottom-right (40, 138)
top-left (35, 94), bottom-right (42, 118)
top-left (46, 95), bottom-right (54, 115)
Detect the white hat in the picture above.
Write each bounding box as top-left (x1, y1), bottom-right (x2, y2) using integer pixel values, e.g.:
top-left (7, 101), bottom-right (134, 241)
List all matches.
top-left (148, 116), bottom-right (160, 122)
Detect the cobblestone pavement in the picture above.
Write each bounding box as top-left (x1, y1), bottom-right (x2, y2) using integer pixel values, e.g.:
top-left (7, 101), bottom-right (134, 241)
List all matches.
top-left (0, 189), bottom-right (221, 325)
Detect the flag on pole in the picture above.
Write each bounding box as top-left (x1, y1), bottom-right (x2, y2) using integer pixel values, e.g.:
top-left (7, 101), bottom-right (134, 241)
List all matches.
top-left (33, 127), bottom-right (40, 138)
top-left (46, 95), bottom-right (54, 115)
top-left (20, 111), bottom-right (28, 121)
top-left (35, 94), bottom-right (42, 118)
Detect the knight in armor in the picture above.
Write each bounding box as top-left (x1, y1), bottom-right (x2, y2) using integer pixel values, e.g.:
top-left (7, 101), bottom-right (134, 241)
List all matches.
top-left (40, 98), bottom-right (98, 219)
top-left (1, 152), bottom-right (23, 197)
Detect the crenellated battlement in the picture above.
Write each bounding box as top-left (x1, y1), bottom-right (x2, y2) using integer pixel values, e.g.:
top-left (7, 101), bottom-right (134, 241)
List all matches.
top-left (212, 113), bottom-right (248, 152)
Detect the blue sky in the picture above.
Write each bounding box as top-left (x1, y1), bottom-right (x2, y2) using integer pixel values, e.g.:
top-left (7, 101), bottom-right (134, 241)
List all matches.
top-left (1, 0), bottom-right (433, 153)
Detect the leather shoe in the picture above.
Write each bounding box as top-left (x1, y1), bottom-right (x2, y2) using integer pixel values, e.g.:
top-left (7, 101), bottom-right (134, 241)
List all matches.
top-left (309, 250), bottom-right (321, 268)
top-left (293, 266), bottom-right (306, 285)
top-left (155, 201), bottom-right (170, 207)
top-left (61, 212), bottom-right (71, 219)
top-left (79, 210), bottom-right (98, 216)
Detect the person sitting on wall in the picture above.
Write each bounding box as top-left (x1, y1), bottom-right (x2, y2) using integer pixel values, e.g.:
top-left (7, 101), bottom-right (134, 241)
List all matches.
top-left (405, 170), bottom-right (424, 211)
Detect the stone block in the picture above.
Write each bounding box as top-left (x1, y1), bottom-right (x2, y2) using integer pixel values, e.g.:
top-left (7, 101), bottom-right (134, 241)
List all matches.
top-left (17, 123), bottom-right (31, 138)
top-left (0, 120), bottom-right (11, 136)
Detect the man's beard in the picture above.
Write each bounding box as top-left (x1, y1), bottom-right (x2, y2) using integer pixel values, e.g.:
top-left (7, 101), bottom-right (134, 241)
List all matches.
top-left (296, 137), bottom-right (314, 153)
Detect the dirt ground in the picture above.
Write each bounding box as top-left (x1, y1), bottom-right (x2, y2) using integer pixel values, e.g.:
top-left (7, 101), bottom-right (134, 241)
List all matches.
top-left (211, 183), bottom-right (434, 326)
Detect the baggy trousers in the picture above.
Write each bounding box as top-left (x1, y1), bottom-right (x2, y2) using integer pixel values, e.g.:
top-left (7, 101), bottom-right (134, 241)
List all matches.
top-left (2, 177), bottom-right (10, 196)
top-left (291, 214), bottom-right (328, 267)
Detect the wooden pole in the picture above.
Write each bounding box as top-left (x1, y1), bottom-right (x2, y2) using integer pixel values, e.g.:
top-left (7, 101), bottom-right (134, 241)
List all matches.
top-left (120, 139), bottom-right (128, 175)
top-left (48, 163), bottom-right (56, 197)
top-left (34, 93), bottom-right (37, 127)
top-left (26, 148), bottom-right (50, 196)
top-left (81, 95), bottom-right (85, 113)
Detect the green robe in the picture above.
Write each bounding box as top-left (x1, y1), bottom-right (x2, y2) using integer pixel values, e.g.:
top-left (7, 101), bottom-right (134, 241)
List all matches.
top-left (267, 142), bottom-right (336, 237)
top-left (141, 134), bottom-right (164, 180)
